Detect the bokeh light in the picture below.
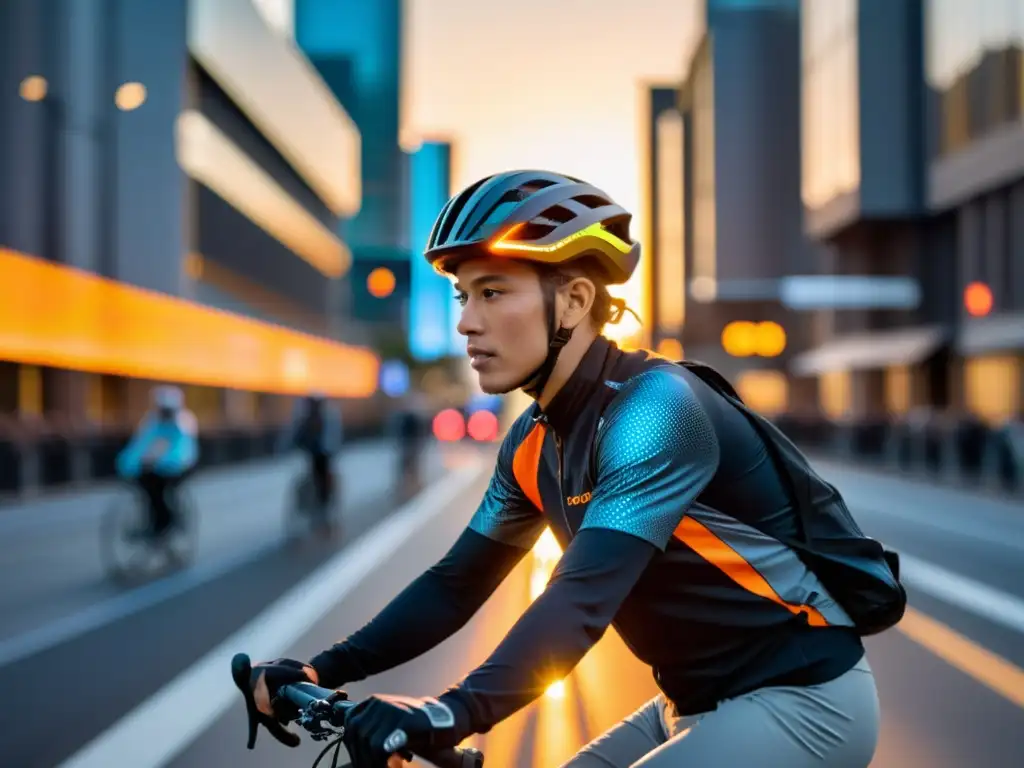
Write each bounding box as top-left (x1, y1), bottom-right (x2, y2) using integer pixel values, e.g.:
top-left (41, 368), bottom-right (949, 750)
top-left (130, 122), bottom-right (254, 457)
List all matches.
top-left (432, 408), bottom-right (465, 441)
top-left (367, 267), bottom-right (396, 298)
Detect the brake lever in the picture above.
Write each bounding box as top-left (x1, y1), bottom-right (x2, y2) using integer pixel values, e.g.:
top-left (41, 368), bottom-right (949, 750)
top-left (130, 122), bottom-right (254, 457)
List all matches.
top-left (230, 653), bottom-right (301, 750)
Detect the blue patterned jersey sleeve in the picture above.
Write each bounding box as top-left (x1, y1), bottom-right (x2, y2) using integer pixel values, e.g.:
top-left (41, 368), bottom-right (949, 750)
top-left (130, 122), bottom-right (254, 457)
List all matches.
top-left (580, 367), bottom-right (721, 550)
top-left (467, 409), bottom-right (547, 550)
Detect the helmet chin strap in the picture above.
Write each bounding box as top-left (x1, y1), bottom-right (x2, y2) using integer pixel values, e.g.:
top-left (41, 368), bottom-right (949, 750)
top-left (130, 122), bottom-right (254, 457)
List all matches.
top-left (512, 279), bottom-right (574, 400)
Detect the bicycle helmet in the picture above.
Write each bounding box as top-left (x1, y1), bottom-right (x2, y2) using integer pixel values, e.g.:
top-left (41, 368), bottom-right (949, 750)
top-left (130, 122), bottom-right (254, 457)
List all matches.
top-left (424, 170), bottom-right (641, 397)
top-left (425, 170), bottom-right (639, 284)
top-left (152, 385), bottom-right (184, 410)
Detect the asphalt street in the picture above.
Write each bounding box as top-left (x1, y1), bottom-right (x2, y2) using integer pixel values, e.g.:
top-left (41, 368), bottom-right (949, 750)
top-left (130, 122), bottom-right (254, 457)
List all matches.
top-left (1, 448), bottom-right (1021, 767)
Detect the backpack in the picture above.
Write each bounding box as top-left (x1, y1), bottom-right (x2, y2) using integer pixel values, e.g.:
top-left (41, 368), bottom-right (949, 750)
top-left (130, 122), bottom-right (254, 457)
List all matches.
top-left (675, 360), bottom-right (907, 637)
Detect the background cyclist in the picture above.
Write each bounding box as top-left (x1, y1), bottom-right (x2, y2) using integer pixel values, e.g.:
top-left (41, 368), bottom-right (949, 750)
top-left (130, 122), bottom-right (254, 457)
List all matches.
top-left (278, 390), bottom-right (344, 513)
top-left (115, 385), bottom-right (199, 539)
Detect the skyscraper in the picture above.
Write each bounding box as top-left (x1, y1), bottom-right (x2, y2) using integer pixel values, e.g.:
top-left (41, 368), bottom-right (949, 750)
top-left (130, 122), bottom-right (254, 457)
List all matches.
top-left (296, 0), bottom-right (405, 253)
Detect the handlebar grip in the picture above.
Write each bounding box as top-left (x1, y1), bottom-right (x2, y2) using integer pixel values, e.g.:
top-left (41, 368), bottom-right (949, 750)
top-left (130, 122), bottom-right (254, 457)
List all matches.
top-left (271, 672), bottom-right (486, 767)
top-left (423, 747), bottom-right (484, 768)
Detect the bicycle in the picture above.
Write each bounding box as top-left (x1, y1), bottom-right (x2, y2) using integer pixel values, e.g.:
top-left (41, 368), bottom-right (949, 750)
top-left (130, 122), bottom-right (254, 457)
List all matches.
top-left (284, 468), bottom-right (342, 542)
top-left (231, 653), bottom-right (484, 768)
top-left (100, 479), bottom-right (198, 583)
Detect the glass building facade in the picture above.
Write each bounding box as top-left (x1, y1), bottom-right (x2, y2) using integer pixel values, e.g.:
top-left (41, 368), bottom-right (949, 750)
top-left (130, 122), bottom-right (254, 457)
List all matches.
top-left (655, 109), bottom-right (686, 334)
top-left (925, 0), bottom-right (1024, 158)
top-left (801, 0), bottom-right (860, 210)
top-left (295, 0), bottom-right (404, 253)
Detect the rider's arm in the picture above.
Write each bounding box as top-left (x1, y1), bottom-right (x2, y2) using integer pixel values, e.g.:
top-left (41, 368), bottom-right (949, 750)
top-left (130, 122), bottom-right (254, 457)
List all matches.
top-left (153, 411), bottom-right (199, 476)
top-left (275, 400), bottom-right (302, 454)
top-left (115, 416), bottom-right (157, 479)
top-left (437, 369), bottom-right (721, 739)
top-left (308, 416), bottom-right (547, 689)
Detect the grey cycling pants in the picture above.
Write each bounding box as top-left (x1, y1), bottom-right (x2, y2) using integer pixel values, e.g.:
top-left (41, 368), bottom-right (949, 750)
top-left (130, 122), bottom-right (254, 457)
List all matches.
top-left (562, 654), bottom-right (879, 767)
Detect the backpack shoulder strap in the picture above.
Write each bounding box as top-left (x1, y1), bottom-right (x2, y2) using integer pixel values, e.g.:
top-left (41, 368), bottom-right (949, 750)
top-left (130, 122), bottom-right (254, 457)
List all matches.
top-left (674, 359), bottom-right (815, 548)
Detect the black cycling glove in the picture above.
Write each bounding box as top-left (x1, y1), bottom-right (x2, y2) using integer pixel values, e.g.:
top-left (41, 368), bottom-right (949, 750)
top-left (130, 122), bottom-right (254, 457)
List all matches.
top-left (342, 694), bottom-right (461, 767)
top-left (251, 658), bottom-right (318, 723)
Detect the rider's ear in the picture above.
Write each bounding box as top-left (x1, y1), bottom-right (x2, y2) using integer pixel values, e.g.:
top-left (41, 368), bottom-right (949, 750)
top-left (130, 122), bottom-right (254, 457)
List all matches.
top-left (559, 277), bottom-right (597, 330)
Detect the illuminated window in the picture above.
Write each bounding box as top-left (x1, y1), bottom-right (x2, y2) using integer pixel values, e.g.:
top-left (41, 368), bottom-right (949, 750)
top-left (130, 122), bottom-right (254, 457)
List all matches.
top-left (801, 0), bottom-right (860, 209)
top-left (736, 370), bottom-right (789, 416)
top-left (819, 370), bottom-right (851, 420)
top-left (691, 43), bottom-right (717, 285)
top-left (656, 337), bottom-right (684, 360)
top-left (964, 355), bottom-right (1020, 425)
top-left (655, 110), bottom-right (686, 332)
top-left (885, 366), bottom-right (911, 416)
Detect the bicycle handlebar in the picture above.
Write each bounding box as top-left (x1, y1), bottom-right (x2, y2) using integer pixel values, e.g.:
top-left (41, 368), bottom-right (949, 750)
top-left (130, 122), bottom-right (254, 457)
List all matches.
top-left (230, 653), bottom-right (483, 768)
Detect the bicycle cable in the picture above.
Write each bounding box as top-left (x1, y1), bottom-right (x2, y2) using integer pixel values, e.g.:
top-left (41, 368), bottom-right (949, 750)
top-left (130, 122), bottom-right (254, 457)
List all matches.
top-left (311, 734), bottom-right (347, 768)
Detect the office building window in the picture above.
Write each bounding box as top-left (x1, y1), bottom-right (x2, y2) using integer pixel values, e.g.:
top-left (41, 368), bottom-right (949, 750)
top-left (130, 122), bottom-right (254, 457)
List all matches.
top-left (964, 355), bottom-right (1021, 424)
top-left (655, 110), bottom-right (686, 333)
top-left (736, 370), bottom-right (789, 416)
top-left (885, 365), bottom-right (912, 415)
top-left (819, 370), bottom-right (852, 420)
top-left (926, 0), bottom-right (1024, 158)
top-left (691, 46), bottom-right (717, 284)
top-left (801, 0), bottom-right (860, 210)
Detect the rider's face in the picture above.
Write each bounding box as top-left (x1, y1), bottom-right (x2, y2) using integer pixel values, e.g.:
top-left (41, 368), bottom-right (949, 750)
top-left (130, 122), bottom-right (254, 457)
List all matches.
top-left (455, 258), bottom-right (550, 395)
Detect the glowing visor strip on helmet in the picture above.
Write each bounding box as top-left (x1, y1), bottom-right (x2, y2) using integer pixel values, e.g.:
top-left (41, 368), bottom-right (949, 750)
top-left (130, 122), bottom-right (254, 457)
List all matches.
top-left (490, 221), bottom-right (632, 256)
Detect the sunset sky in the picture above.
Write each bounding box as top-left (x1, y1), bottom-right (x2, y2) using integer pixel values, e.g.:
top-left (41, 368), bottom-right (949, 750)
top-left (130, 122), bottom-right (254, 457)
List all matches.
top-left (403, 0), bottom-right (705, 334)
top-left (251, 0), bottom-right (706, 337)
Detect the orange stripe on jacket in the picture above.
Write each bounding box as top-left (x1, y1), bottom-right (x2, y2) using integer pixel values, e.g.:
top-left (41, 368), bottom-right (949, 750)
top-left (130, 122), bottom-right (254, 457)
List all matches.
top-left (512, 422), bottom-right (546, 511)
top-left (675, 517), bottom-right (829, 627)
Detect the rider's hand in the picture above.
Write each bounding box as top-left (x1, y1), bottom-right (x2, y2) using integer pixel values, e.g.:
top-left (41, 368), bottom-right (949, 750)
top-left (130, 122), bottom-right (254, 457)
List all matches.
top-left (252, 658), bottom-right (318, 720)
top-left (342, 694), bottom-right (460, 768)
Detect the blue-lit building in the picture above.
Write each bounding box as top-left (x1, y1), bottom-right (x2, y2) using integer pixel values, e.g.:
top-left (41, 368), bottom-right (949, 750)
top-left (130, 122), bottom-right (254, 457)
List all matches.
top-left (0, 0), bottom-right (372, 433)
top-left (408, 141), bottom-right (460, 362)
top-left (295, 0), bottom-right (404, 254)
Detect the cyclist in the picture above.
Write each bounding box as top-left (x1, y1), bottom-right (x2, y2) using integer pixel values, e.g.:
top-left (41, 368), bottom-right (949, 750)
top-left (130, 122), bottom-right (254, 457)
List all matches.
top-left (392, 391), bottom-right (428, 496)
top-left (115, 385), bottom-right (198, 539)
top-left (278, 391), bottom-right (343, 512)
top-left (245, 171), bottom-right (887, 767)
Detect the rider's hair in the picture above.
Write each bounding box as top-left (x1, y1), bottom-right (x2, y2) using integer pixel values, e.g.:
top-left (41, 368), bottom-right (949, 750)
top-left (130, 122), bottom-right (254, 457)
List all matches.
top-left (536, 258), bottom-right (627, 334)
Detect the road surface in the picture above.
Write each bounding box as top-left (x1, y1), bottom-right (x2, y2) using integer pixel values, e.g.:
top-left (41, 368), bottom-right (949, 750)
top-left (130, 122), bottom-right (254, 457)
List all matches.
top-left (0, 450), bottom-right (1021, 767)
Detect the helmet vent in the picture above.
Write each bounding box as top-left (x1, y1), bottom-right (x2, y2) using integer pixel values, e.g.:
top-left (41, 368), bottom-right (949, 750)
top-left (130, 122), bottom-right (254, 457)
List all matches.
top-left (573, 194), bottom-right (610, 209)
top-left (603, 218), bottom-right (631, 242)
top-left (539, 205), bottom-right (575, 224)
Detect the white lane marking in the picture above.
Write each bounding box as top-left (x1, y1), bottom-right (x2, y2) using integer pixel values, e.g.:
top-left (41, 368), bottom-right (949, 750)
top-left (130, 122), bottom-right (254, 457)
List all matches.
top-left (899, 552), bottom-right (1024, 635)
top-left (0, 446), bottom-right (424, 657)
top-left (0, 541), bottom-right (279, 667)
top-left (854, 502), bottom-right (1024, 555)
top-left (58, 461), bottom-right (485, 768)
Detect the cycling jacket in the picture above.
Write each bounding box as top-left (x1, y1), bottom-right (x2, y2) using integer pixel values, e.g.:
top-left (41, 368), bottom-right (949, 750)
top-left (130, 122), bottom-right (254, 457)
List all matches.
top-left (310, 336), bottom-right (864, 739)
top-left (116, 410), bottom-right (199, 479)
